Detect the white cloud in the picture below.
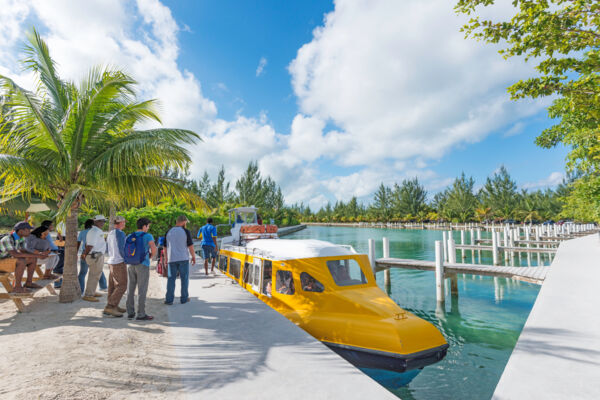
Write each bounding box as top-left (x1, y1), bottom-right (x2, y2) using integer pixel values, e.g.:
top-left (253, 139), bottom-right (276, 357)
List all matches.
top-left (288, 0), bottom-right (547, 166)
top-left (256, 56), bottom-right (267, 77)
top-left (0, 0), bottom-right (560, 208)
top-left (522, 172), bottom-right (564, 190)
top-left (1, 0), bottom-right (216, 133)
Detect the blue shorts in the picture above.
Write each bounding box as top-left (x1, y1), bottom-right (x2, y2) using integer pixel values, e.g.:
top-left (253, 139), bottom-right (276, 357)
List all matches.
top-left (202, 245), bottom-right (217, 260)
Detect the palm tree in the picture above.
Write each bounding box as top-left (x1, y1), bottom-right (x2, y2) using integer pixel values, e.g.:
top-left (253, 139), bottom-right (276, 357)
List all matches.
top-left (0, 29), bottom-right (201, 302)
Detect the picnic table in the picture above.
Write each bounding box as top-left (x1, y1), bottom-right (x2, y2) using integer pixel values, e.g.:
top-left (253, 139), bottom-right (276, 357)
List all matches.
top-left (0, 258), bottom-right (61, 312)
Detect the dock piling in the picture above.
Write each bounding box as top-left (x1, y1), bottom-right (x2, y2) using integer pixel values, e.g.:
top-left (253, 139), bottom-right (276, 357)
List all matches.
top-left (383, 237), bottom-right (391, 294)
top-left (368, 239), bottom-right (376, 275)
top-left (435, 240), bottom-right (445, 304)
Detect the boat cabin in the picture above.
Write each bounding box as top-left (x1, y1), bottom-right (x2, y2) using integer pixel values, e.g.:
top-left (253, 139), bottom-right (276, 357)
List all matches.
top-left (222, 206), bottom-right (277, 246)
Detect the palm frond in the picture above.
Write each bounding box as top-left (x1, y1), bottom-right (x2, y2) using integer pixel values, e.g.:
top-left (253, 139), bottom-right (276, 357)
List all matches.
top-left (22, 28), bottom-right (70, 114)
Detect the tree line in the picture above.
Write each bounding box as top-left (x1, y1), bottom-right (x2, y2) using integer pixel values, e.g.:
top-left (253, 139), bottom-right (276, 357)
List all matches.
top-left (168, 161), bottom-right (298, 227)
top-left (297, 167), bottom-right (569, 223)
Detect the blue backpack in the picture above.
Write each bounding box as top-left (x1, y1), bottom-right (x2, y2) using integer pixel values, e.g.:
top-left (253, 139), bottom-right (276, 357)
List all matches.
top-left (124, 232), bottom-right (147, 265)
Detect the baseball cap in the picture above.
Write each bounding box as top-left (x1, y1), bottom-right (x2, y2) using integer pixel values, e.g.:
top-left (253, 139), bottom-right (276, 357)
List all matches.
top-left (93, 215), bottom-right (107, 221)
top-left (114, 215), bottom-right (126, 224)
top-left (14, 221), bottom-right (34, 231)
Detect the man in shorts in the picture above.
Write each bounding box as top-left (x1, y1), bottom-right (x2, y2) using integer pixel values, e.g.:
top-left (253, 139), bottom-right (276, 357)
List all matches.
top-left (198, 218), bottom-right (218, 275)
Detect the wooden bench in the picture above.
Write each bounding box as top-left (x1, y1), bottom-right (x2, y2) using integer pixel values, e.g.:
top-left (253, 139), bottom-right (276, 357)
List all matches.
top-left (0, 258), bottom-right (60, 312)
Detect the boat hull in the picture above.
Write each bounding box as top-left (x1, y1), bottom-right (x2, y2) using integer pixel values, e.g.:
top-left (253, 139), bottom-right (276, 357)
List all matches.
top-left (323, 341), bottom-right (449, 373)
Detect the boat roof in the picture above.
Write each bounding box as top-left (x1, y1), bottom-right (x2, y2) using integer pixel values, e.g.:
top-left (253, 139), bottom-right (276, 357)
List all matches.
top-left (241, 239), bottom-right (356, 260)
top-left (228, 206), bottom-right (258, 213)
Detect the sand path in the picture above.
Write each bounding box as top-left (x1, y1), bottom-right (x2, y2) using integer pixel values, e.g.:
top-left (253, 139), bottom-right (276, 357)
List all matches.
top-left (0, 264), bottom-right (185, 399)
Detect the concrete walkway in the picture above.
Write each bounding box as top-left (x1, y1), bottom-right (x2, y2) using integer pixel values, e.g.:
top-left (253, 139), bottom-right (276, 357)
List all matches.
top-left (161, 268), bottom-right (395, 400)
top-left (493, 234), bottom-right (600, 399)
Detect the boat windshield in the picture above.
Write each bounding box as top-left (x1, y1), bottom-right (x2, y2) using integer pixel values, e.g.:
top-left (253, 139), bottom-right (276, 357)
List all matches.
top-left (235, 211), bottom-right (257, 224)
top-left (326, 259), bottom-right (368, 286)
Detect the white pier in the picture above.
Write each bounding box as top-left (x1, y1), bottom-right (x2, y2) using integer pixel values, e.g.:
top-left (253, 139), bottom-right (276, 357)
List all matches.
top-left (493, 234), bottom-right (600, 399)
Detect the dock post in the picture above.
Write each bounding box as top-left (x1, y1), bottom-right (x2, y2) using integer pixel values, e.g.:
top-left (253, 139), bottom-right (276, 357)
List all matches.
top-left (477, 228), bottom-right (482, 263)
top-left (435, 241), bottom-right (445, 305)
top-left (450, 274), bottom-right (458, 294)
top-left (470, 228), bottom-right (475, 261)
top-left (460, 230), bottom-right (466, 260)
top-left (448, 238), bottom-right (456, 264)
top-left (492, 231), bottom-right (499, 265)
top-left (368, 239), bottom-right (376, 275)
top-left (383, 237), bottom-right (391, 294)
top-left (442, 231), bottom-right (448, 262)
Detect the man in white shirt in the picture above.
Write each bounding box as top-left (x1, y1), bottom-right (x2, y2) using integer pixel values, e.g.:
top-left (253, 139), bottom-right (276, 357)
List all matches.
top-left (104, 216), bottom-right (127, 317)
top-left (81, 215), bottom-right (107, 302)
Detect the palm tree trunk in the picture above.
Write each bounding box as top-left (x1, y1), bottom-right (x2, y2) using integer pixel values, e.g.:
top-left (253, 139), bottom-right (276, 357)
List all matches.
top-left (108, 206), bottom-right (116, 231)
top-left (59, 207), bottom-right (81, 302)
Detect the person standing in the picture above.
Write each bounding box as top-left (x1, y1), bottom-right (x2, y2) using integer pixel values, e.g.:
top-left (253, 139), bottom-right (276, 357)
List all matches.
top-left (81, 215), bottom-right (107, 302)
top-left (164, 215), bottom-right (196, 305)
top-left (126, 218), bottom-right (156, 321)
top-left (0, 222), bottom-right (39, 293)
top-left (104, 216), bottom-right (128, 317)
top-left (41, 220), bottom-right (65, 288)
top-left (199, 218), bottom-right (218, 275)
top-left (77, 219), bottom-right (108, 293)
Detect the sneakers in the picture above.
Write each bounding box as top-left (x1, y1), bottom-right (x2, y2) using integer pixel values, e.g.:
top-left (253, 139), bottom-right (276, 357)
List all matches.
top-left (127, 313), bottom-right (135, 320)
top-left (136, 315), bottom-right (154, 321)
top-left (92, 292), bottom-right (103, 297)
top-left (103, 307), bottom-right (123, 317)
top-left (164, 301), bottom-right (173, 305)
top-left (82, 296), bottom-right (100, 302)
top-left (115, 306), bottom-right (126, 313)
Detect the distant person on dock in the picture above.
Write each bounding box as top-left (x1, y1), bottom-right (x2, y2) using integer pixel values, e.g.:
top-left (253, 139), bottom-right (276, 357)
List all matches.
top-left (104, 216), bottom-right (128, 317)
top-left (164, 215), bottom-right (196, 305)
top-left (199, 218), bottom-right (218, 275)
top-left (125, 218), bottom-right (156, 321)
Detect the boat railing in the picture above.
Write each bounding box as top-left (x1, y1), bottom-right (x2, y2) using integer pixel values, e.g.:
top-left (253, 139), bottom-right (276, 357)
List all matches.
top-left (222, 244), bottom-right (275, 260)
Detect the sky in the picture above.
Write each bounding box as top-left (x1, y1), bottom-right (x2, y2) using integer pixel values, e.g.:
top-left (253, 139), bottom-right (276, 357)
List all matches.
top-left (0, 0), bottom-right (568, 210)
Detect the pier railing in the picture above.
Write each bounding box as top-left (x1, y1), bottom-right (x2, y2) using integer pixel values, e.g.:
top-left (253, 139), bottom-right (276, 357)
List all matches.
top-left (366, 222), bottom-right (598, 305)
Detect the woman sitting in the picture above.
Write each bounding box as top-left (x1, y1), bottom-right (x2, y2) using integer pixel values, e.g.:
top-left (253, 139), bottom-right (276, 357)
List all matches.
top-left (25, 225), bottom-right (60, 280)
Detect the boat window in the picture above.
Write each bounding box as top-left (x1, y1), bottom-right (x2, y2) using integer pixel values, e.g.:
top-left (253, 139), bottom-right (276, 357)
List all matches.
top-left (262, 260), bottom-right (273, 296)
top-left (275, 270), bottom-right (295, 295)
top-left (218, 255), bottom-right (228, 273)
top-left (243, 262), bottom-right (251, 283)
top-left (229, 258), bottom-right (241, 279)
top-left (300, 272), bottom-right (324, 293)
top-left (326, 259), bottom-right (368, 286)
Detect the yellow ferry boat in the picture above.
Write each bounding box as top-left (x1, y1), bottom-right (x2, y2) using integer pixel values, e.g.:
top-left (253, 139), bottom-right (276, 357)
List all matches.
top-left (218, 207), bottom-right (448, 375)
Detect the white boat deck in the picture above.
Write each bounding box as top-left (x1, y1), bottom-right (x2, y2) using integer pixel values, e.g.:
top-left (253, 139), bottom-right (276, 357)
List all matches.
top-left (493, 234), bottom-right (600, 399)
top-left (162, 270), bottom-right (396, 400)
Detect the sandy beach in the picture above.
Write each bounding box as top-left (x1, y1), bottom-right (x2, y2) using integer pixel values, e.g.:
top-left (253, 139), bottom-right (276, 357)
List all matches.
top-left (0, 264), bottom-right (185, 400)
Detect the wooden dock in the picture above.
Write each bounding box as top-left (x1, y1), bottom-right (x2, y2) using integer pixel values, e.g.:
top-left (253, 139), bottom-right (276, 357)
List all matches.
top-left (454, 244), bottom-right (557, 253)
top-left (376, 258), bottom-right (549, 284)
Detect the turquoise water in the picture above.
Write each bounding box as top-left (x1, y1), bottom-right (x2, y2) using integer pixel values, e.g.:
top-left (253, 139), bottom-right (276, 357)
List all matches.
top-left (286, 226), bottom-right (541, 400)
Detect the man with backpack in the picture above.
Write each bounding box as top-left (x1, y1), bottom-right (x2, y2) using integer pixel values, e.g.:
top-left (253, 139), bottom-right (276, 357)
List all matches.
top-left (125, 218), bottom-right (157, 321)
top-left (104, 215), bottom-right (127, 317)
top-left (164, 215), bottom-right (196, 305)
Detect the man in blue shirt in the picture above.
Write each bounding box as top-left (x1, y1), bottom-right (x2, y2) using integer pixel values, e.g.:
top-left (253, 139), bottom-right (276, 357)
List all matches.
top-left (199, 218), bottom-right (218, 275)
top-left (126, 218), bottom-right (156, 321)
